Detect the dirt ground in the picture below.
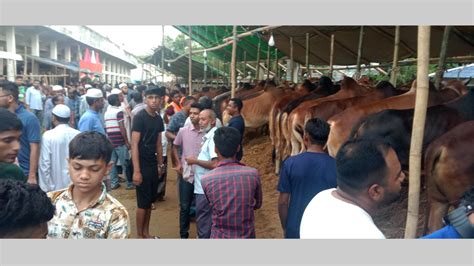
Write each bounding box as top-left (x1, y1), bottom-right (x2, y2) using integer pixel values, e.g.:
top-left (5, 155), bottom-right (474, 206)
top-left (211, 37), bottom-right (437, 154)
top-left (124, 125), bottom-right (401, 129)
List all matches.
top-left (110, 132), bottom-right (428, 239)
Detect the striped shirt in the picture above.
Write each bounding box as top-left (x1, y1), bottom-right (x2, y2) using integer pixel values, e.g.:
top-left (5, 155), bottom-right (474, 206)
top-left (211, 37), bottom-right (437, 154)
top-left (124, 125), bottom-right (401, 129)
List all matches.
top-left (202, 160), bottom-right (262, 239)
top-left (104, 105), bottom-right (125, 147)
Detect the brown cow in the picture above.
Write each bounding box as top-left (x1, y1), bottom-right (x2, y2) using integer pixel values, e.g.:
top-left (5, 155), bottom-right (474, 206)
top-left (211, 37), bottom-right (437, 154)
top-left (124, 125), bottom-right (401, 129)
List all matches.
top-left (285, 77), bottom-right (373, 156)
top-left (326, 79), bottom-right (467, 158)
top-left (424, 121), bottom-right (474, 233)
top-left (287, 81), bottom-right (402, 155)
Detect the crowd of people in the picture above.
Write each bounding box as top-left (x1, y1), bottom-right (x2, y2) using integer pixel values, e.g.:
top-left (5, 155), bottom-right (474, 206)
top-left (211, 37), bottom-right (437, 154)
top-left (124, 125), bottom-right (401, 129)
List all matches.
top-left (0, 77), bottom-right (472, 239)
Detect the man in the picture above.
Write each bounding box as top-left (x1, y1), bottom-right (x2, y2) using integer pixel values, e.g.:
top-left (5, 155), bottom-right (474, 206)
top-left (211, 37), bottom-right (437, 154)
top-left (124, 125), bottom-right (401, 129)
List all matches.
top-left (47, 132), bottom-right (130, 239)
top-left (202, 127), bottom-right (262, 238)
top-left (184, 96), bottom-right (223, 128)
top-left (0, 179), bottom-right (55, 238)
top-left (277, 118), bottom-right (337, 238)
top-left (24, 80), bottom-right (43, 122)
top-left (0, 109), bottom-right (26, 182)
top-left (118, 83), bottom-right (133, 143)
top-left (39, 104), bottom-right (80, 192)
top-left (78, 88), bottom-right (105, 134)
top-left (15, 77), bottom-right (26, 104)
top-left (79, 84), bottom-right (93, 117)
top-left (0, 80), bottom-right (40, 184)
top-left (105, 90), bottom-right (132, 190)
top-left (130, 85), bottom-right (147, 123)
top-left (165, 89), bottom-right (182, 118)
top-left (226, 98), bottom-right (245, 161)
top-left (185, 109), bottom-right (219, 238)
top-left (172, 102), bottom-right (204, 238)
top-left (43, 85), bottom-right (69, 130)
top-left (66, 86), bottom-right (81, 128)
top-left (131, 86), bottom-right (166, 238)
top-left (299, 138), bottom-right (406, 239)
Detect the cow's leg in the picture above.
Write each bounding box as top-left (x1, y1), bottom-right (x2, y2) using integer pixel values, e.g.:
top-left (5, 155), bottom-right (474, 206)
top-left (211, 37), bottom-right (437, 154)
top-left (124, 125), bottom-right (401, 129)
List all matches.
top-left (426, 200), bottom-right (449, 234)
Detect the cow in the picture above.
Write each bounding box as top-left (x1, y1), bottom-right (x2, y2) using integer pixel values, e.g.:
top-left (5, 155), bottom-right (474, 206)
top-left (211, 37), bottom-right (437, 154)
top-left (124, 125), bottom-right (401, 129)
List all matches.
top-left (271, 77), bottom-right (338, 173)
top-left (286, 81), bottom-right (402, 156)
top-left (284, 77), bottom-right (374, 156)
top-left (424, 121), bottom-right (474, 233)
top-left (326, 79), bottom-right (467, 158)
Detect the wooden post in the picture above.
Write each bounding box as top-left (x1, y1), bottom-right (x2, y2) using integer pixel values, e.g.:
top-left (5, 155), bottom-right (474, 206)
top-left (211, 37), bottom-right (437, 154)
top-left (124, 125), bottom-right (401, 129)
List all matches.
top-left (162, 25), bottom-right (165, 83)
top-left (390, 26), bottom-right (401, 87)
top-left (404, 26), bottom-right (431, 239)
top-left (275, 48), bottom-right (279, 81)
top-left (231, 25), bottom-right (237, 98)
top-left (188, 26), bottom-right (192, 95)
top-left (355, 26), bottom-right (365, 79)
top-left (290, 37), bottom-right (294, 82)
top-left (305, 33), bottom-right (310, 79)
top-left (266, 47), bottom-right (271, 79)
top-left (434, 26), bottom-right (452, 89)
top-left (243, 50), bottom-right (247, 77)
top-left (63, 67), bottom-right (66, 86)
top-left (23, 45), bottom-right (28, 79)
top-left (256, 39), bottom-right (261, 81)
top-left (329, 34), bottom-right (335, 78)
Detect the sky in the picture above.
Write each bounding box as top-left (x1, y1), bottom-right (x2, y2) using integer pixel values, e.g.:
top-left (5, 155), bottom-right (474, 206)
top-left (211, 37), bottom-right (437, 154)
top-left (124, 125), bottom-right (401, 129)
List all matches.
top-left (87, 25), bottom-right (182, 57)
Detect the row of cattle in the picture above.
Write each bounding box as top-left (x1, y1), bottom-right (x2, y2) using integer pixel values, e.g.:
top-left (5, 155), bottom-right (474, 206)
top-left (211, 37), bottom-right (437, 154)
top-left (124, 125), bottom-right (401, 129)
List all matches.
top-left (207, 77), bottom-right (473, 234)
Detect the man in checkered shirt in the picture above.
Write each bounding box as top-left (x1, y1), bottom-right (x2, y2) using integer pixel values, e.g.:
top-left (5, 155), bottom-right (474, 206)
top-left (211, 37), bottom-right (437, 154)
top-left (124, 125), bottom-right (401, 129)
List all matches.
top-left (202, 127), bottom-right (262, 238)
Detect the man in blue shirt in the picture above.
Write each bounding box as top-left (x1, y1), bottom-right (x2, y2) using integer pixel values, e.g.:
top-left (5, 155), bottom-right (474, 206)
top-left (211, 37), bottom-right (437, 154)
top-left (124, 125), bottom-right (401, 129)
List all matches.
top-left (0, 80), bottom-right (41, 184)
top-left (277, 118), bottom-right (337, 238)
top-left (78, 88), bottom-right (105, 134)
top-left (226, 98), bottom-right (245, 161)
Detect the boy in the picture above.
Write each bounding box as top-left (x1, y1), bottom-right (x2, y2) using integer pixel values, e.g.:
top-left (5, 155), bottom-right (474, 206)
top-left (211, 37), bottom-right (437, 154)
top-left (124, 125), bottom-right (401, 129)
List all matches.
top-left (47, 132), bottom-right (130, 239)
top-left (131, 86), bottom-right (165, 238)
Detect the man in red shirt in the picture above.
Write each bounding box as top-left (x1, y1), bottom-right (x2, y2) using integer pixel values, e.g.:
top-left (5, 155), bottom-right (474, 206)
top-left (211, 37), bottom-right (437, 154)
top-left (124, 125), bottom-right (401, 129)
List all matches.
top-left (202, 127), bottom-right (262, 238)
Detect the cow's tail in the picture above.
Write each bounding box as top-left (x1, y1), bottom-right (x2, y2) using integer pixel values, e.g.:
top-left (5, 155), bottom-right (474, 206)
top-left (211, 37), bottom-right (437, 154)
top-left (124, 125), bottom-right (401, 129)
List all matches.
top-left (423, 142), bottom-right (445, 234)
top-left (290, 113), bottom-right (305, 155)
top-left (281, 112), bottom-right (291, 158)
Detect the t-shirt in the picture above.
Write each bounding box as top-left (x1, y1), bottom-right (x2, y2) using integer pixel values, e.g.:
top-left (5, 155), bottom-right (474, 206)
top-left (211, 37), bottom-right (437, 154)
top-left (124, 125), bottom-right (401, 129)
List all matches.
top-left (15, 104), bottom-right (41, 176)
top-left (104, 105), bottom-right (126, 147)
top-left (167, 110), bottom-right (187, 134)
top-left (25, 86), bottom-right (43, 110)
top-left (277, 152), bottom-right (337, 238)
top-left (0, 162), bottom-right (27, 182)
top-left (227, 115), bottom-right (245, 160)
top-left (78, 109), bottom-right (105, 135)
top-left (132, 108), bottom-right (164, 165)
top-left (299, 189), bottom-right (385, 239)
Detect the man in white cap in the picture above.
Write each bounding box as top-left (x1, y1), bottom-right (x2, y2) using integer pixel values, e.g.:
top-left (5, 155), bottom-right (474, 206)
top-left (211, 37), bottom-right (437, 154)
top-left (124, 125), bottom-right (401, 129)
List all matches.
top-left (79, 84), bottom-right (93, 117)
top-left (43, 85), bottom-right (69, 130)
top-left (78, 88), bottom-right (105, 135)
top-left (39, 104), bottom-right (80, 192)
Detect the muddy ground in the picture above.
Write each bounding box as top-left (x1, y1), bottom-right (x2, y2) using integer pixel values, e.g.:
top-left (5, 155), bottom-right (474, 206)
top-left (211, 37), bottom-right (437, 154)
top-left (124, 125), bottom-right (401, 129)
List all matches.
top-left (110, 132), bottom-right (428, 239)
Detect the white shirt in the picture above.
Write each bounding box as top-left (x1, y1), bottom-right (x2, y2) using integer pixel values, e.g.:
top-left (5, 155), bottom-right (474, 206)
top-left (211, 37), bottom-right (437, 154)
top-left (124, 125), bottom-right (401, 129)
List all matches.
top-left (193, 127), bottom-right (218, 194)
top-left (300, 188), bottom-right (385, 239)
top-left (39, 124), bottom-right (81, 192)
top-left (25, 86), bottom-right (43, 110)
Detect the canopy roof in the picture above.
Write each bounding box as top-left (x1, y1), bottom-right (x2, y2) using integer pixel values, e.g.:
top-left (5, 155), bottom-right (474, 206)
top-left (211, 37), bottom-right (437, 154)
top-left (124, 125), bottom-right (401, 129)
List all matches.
top-left (173, 26), bottom-right (284, 62)
top-left (255, 26), bottom-right (474, 65)
top-left (145, 46), bottom-right (224, 80)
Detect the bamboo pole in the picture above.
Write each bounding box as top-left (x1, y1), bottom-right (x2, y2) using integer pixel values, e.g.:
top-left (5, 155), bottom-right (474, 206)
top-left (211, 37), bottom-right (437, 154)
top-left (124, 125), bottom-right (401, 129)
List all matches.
top-left (275, 48), bottom-right (279, 81)
top-left (390, 26), bottom-right (401, 87)
top-left (404, 25), bottom-right (431, 239)
top-left (243, 50), bottom-right (247, 77)
top-left (230, 25), bottom-right (237, 98)
top-left (63, 67), bottom-right (66, 86)
top-left (355, 26), bottom-right (365, 79)
top-left (162, 25), bottom-right (165, 83)
top-left (329, 34), bottom-right (335, 78)
top-left (23, 45), bottom-right (28, 79)
top-left (290, 37), bottom-right (294, 82)
top-left (434, 26), bottom-right (452, 89)
top-left (266, 47), bottom-right (271, 79)
top-left (256, 39), bottom-right (261, 81)
top-left (305, 33), bottom-right (310, 79)
top-left (188, 26), bottom-right (192, 95)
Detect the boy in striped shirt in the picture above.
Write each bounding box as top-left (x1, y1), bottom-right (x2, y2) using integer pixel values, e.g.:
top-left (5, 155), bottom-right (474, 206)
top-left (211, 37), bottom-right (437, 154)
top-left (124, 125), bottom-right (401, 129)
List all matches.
top-left (104, 89), bottom-right (132, 190)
